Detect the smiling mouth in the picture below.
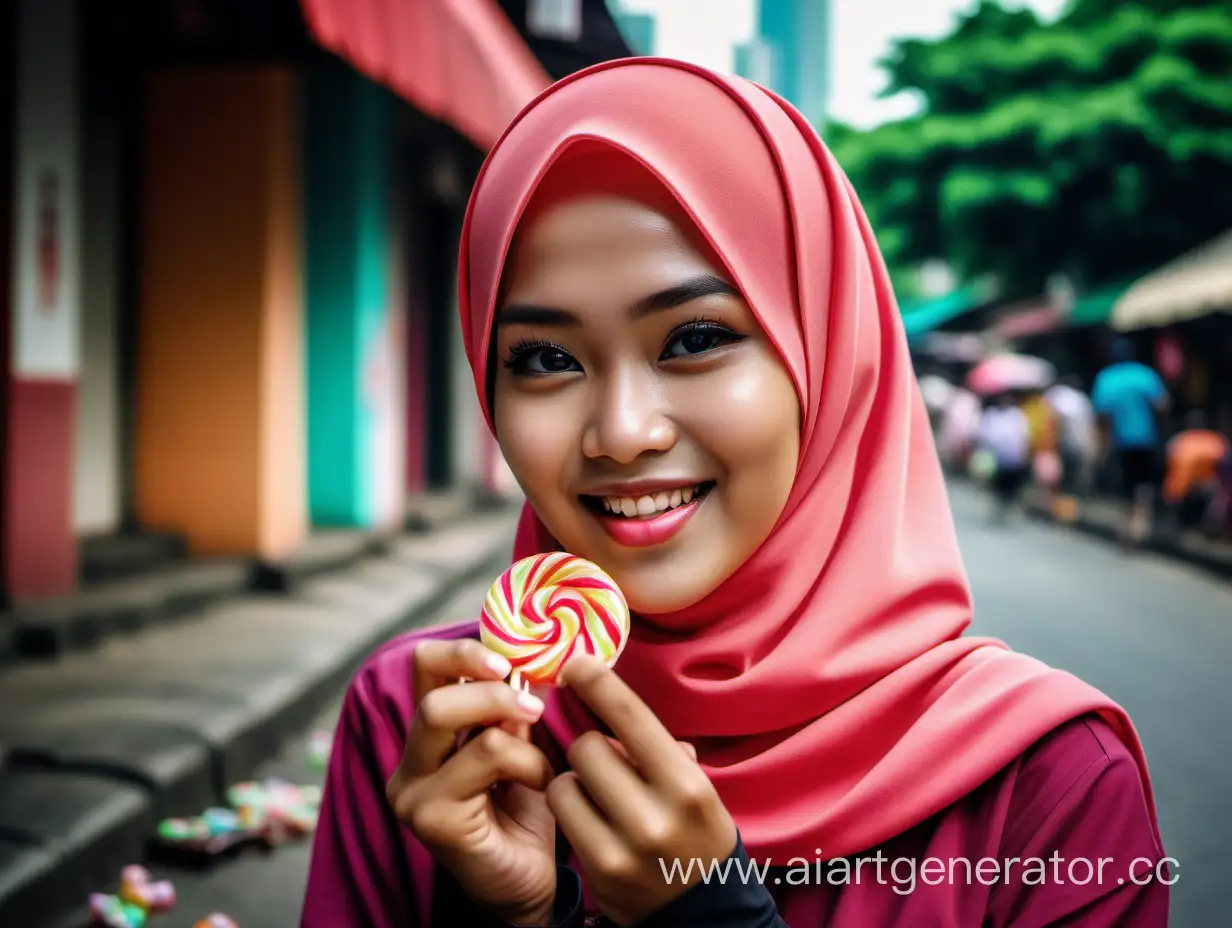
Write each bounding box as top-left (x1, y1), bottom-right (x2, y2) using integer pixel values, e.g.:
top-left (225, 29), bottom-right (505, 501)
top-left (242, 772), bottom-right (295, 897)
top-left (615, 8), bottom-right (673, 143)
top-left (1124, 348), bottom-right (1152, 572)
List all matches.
top-left (579, 481), bottom-right (717, 520)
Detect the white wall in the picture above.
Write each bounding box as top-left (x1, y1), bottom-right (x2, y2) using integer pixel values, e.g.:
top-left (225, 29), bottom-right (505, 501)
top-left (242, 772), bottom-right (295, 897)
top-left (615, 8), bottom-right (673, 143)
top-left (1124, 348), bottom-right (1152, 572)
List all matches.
top-left (74, 109), bottom-right (122, 534)
top-left (11, 0), bottom-right (80, 379)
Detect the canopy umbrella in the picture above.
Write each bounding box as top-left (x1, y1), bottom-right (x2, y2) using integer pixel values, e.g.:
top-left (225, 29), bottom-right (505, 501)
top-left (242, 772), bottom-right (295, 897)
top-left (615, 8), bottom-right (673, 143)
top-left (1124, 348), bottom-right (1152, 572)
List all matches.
top-left (965, 353), bottom-right (1055, 395)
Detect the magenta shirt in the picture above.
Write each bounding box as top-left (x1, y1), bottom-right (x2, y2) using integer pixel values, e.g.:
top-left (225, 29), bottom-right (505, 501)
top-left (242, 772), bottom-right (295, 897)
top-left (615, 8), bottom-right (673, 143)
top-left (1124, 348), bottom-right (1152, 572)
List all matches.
top-left (301, 621), bottom-right (1170, 926)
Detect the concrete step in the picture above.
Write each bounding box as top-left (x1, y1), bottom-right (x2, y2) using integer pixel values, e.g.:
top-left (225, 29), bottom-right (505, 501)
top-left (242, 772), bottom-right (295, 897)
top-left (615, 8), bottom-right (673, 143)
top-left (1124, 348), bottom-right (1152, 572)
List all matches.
top-left (11, 560), bottom-right (252, 659)
top-left (0, 503), bottom-right (520, 928)
top-left (248, 530), bottom-right (387, 593)
top-left (78, 531), bottom-right (188, 585)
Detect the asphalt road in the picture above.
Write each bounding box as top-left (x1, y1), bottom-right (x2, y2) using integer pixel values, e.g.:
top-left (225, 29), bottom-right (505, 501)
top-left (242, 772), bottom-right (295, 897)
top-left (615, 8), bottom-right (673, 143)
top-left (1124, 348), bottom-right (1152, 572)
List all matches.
top-left (76, 485), bottom-right (1230, 927)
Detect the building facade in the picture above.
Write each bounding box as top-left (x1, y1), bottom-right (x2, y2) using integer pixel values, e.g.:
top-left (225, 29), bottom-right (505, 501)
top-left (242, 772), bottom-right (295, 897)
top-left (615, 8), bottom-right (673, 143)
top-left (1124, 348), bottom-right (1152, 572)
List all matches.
top-left (1, 0), bottom-right (628, 617)
top-left (735, 0), bottom-right (830, 125)
top-left (607, 0), bottom-right (655, 56)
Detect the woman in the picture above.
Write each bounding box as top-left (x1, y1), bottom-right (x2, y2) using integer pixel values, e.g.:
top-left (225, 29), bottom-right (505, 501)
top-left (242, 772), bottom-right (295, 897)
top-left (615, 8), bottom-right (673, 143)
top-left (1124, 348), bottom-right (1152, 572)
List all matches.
top-left (302, 59), bottom-right (1168, 926)
top-left (976, 392), bottom-right (1031, 522)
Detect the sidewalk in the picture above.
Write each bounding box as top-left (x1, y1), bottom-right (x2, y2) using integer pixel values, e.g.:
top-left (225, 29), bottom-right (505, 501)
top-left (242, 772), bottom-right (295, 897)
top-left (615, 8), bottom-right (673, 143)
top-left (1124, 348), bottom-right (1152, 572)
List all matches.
top-left (1025, 494), bottom-right (1232, 582)
top-left (0, 503), bottom-right (521, 927)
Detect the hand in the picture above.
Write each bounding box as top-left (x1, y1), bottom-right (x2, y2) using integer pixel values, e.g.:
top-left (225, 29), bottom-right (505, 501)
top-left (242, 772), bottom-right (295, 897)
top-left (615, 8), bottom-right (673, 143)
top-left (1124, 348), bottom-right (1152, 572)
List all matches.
top-left (385, 639), bottom-right (558, 925)
top-left (546, 655), bottom-right (738, 926)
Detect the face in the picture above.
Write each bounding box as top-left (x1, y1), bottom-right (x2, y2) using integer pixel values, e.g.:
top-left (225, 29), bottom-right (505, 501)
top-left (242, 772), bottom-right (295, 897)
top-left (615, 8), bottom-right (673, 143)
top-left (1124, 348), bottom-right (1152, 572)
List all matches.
top-left (491, 194), bottom-right (801, 615)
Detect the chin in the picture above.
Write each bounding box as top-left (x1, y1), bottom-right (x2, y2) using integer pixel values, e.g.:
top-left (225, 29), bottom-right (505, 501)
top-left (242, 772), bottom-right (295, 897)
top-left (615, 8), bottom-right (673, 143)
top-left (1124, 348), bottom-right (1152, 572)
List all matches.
top-left (599, 552), bottom-right (722, 617)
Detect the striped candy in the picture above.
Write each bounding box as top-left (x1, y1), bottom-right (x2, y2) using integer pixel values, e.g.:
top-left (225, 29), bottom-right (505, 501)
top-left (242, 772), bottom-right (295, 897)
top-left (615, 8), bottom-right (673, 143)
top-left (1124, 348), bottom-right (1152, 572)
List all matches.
top-left (481, 553), bottom-right (630, 686)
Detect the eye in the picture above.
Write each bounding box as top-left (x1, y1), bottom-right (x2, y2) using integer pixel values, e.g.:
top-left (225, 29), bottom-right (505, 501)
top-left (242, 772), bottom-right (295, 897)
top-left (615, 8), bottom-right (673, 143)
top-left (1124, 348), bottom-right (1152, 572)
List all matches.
top-left (660, 321), bottom-right (743, 360)
top-left (503, 339), bottom-right (580, 376)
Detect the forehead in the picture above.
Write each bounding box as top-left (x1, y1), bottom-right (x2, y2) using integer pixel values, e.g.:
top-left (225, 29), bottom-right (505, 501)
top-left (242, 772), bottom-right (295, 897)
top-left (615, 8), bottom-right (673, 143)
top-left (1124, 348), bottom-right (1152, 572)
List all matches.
top-left (503, 195), bottom-right (719, 299)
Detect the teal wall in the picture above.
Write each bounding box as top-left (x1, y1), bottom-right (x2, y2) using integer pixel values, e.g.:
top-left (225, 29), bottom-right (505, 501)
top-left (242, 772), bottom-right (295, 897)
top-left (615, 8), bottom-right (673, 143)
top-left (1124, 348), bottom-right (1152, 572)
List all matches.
top-left (303, 66), bottom-right (391, 527)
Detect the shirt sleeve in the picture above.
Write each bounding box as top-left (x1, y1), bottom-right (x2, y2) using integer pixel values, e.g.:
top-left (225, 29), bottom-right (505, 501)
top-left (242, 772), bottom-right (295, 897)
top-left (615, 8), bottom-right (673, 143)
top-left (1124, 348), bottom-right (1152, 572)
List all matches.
top-left (301, 663), bottom-right (426, 927)
top-left (987, 718), bottom-right (1171, 927)
top-left (637, 833), bottom-right (788, 928)
top-left (1090, 373), bottom-right (1108, 413)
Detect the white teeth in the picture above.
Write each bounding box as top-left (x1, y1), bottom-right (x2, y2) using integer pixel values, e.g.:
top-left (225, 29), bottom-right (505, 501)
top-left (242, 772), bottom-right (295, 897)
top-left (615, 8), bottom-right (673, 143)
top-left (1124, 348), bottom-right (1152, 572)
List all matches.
top-left (598, 483), bottom-right (708, 517)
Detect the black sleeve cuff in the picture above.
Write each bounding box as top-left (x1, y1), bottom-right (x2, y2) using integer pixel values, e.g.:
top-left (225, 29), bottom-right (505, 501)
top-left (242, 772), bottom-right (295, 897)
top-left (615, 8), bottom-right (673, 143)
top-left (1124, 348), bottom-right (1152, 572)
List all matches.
top-left (638, 833), bottom-right (786, 928)
top-left (435, 864), bottom-right (583, 927)
top-left (493, 866), bottom-right (583, 927)
top-left (548, 865), bottom-right (584, 927)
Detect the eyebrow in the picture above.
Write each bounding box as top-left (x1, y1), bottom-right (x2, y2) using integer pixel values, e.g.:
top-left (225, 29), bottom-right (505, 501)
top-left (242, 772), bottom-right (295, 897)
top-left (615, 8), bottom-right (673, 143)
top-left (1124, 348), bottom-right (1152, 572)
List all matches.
top-left (495, 274), bottom-right (740, 328)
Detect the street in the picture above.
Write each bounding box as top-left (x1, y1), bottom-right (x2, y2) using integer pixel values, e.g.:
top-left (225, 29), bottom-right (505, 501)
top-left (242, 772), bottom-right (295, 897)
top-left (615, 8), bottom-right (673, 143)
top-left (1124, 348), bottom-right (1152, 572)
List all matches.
top-left (84, 485), bottom-right (1229, 928)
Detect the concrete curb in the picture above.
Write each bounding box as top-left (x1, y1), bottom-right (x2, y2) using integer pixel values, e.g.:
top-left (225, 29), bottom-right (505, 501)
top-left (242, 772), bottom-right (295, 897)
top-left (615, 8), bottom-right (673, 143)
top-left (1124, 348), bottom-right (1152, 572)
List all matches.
top-left (0, 505), bottom-right (520, 928)
top-left (1023, 502), bottom-right (1232, 582)
top-left (947, 468), bottom-right (1231, 582)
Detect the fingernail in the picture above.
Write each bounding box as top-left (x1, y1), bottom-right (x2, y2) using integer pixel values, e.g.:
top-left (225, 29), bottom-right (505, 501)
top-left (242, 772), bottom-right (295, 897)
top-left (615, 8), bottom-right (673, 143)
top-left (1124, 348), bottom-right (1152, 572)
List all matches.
top-left (484, 653), bottom-right (512, 678)
top-left (517, 690), bottom-right (545, 718)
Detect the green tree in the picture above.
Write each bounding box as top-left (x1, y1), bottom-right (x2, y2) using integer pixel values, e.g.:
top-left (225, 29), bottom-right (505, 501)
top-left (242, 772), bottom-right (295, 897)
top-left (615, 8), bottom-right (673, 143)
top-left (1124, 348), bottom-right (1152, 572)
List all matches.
top-left (829, 0), bottom-right (1232, 297)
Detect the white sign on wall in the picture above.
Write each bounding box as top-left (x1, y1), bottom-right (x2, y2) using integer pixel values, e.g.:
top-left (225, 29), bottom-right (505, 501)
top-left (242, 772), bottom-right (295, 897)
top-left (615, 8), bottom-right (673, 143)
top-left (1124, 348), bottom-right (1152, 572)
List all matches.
top-left (528, 0), bottom-right (582, 42)
top-left (10, 0), bottom-right (80, 379)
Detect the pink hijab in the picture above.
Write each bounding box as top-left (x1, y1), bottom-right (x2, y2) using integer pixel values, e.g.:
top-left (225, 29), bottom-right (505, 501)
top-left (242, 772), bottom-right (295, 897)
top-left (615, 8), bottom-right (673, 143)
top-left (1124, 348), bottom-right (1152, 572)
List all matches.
top-left (457, 58), bottom-right (1155, 863)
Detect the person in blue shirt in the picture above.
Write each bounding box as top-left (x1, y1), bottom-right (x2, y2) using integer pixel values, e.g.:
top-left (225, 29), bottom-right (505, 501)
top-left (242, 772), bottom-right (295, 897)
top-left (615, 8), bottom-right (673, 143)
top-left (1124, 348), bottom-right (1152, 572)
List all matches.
top-left (1091, 338), bottom-right (1171, 546)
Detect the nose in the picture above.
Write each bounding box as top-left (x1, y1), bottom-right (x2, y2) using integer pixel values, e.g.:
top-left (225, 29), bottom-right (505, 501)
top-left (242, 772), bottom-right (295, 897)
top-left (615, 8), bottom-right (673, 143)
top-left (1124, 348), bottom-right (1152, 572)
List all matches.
top-left (581, 367), bottom-right (677, 464)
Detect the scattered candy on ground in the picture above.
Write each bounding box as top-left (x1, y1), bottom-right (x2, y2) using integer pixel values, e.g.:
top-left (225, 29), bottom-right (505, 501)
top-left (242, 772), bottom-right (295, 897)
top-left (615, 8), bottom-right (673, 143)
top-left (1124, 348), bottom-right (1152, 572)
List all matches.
top-left (89, 865), bottom-right (176, 927)
top-left (481, 552), bottom-right (630, 687)
top-left (192, 916), bottom-right (240, 928)
top-left (154, 777), bottom-right (321, 858)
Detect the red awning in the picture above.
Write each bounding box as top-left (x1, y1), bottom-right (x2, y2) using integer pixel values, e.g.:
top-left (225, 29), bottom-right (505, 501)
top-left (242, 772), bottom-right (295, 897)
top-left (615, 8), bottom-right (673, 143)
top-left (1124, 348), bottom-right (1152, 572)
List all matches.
top-left (993, 298), bottom-right (1064, 341)
top-left (299, 0), bottom-right (552, 150)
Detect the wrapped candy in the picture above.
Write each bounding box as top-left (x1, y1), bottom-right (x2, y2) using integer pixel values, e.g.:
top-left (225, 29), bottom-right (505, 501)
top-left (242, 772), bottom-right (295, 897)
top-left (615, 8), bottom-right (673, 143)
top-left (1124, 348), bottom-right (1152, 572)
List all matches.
top-left (226, 777), bottom-right (321, 844)
top-left (89, 893), bottom-right (147, 928)
top-left (156, 806), bottom-right (260, 856)
top-left (118, 864), bottom-right (176, 913)
top-left (89, 865), bottom-right (175, 926)
top-left (481, 553), bottom-right (630, 687)
top-left (308, 730), bottom-right (333, 769)
top-left (193, 916), bottom-right (240, 928)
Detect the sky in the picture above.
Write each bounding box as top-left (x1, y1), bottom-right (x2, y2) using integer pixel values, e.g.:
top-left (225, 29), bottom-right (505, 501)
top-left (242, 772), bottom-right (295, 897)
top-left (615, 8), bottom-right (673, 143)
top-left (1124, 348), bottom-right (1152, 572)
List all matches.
top-left (614, 0), bottom-right (1071, 128)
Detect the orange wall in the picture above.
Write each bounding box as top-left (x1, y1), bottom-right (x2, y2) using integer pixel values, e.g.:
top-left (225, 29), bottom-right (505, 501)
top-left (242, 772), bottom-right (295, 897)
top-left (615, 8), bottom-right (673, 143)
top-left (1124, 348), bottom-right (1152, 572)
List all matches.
top-left (136, 67), bottom-right (306, 558)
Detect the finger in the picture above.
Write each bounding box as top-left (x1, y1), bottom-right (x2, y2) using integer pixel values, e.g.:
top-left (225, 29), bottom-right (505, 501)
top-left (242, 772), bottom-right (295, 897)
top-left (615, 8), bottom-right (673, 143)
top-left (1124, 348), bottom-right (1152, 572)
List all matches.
top-left (411, 638), bottom-right (512, 706)
top-left (558, 655), bottom-right (684, 786)
top-left (434, 726), bottom-right (554, 798)
top-left (605, 737), bottom-right (697, 767)
top-left (567, 731), bottom-right (656, 836)
top-left (403, 681), bottom-right (545, 776)
top-left (546, 772), bottom-right (629, 874)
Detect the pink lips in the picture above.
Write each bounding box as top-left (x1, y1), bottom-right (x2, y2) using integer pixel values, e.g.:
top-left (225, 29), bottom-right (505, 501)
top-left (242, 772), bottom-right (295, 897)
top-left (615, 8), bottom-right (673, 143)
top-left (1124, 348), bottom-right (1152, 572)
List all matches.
top-left (593, 495), bottom-right (705, 548)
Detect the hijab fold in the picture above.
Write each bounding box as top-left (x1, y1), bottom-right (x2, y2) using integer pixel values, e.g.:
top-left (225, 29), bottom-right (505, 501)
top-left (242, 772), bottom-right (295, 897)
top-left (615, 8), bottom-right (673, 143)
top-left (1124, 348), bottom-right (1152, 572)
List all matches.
top-left (457, 58), bottom-right (1156, 862)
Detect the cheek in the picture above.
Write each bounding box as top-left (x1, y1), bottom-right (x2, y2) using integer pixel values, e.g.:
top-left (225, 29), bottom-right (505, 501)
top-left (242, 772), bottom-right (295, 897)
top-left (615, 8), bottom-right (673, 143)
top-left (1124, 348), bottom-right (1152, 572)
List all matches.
top-left (682, 356), bottom-right (801, 478)
top-left (494, 391), bottom-right (581, 498)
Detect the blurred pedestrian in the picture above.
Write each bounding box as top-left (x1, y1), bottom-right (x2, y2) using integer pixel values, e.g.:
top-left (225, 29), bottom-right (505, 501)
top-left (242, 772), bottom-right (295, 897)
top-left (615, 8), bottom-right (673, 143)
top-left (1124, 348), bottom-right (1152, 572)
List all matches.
top-left (1021, 388), bottom-right (1060, 512)
top-left (1045, 375), bottom-right (1098, 520)
top-left (977, 392), bottom-right (1031, 521)
top-left (1092, 338), bottom-right (1170, 547)
top-left (303, 59), bottom-right (1168, 928)
top-left (1161, 412), bottom-right (1229, 535)
top-left (938, 386), bottom-right (982, 473)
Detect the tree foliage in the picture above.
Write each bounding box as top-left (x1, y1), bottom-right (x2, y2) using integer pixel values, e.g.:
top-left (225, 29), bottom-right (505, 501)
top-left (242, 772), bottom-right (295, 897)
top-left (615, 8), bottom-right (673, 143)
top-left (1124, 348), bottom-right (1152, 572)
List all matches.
top-left (827, 0), bottom-right (1232, 297)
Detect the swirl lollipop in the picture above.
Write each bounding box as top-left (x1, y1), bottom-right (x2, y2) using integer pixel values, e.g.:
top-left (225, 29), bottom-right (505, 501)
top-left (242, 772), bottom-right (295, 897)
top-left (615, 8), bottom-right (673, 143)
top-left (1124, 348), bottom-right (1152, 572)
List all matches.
top-left (481, 553), bottom-right (630, 688)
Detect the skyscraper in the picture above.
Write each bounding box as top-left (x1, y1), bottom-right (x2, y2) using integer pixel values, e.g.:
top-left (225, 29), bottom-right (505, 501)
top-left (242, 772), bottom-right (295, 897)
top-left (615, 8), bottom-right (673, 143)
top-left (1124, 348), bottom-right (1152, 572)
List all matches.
top-left (735, 0), bottom-right (829, 124)
top-left (606, 0), bottom-right (656, 56)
